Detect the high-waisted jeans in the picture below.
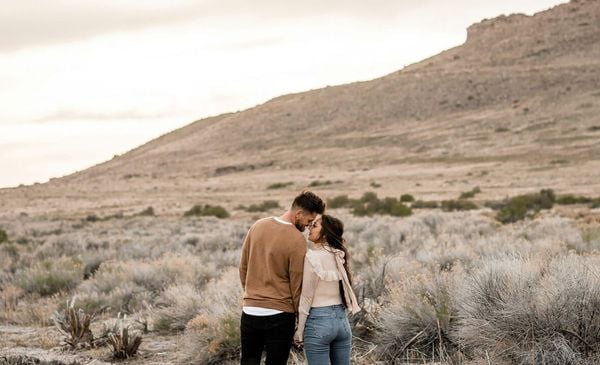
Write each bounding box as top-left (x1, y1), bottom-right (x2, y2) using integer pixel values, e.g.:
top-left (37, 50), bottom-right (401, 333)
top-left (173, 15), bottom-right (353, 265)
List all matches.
top-left (303, 304), bottom-right (352, 365)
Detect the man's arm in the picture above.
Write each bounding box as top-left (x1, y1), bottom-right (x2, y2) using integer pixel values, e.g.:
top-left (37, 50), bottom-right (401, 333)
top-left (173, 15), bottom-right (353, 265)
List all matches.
top-left (289, 237), bottom-right (307, 313)
top-left (239, 229), bottom-right (252, 289)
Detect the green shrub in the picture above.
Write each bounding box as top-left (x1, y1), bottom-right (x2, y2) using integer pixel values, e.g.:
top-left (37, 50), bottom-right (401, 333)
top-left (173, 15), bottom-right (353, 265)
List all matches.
top-left (400, 194), bottom-right (415, 203)
top-left (592, 198), bottom-right (600, 209)
top-left (327, 195), bottom-right (351, 209)
top-left (136, 206), bottom-right (155, 216)
top-left (246, 200), bottom-right (280, 212)
top-left (556, 194), bottom-right (592, 205)
top-left (412, 200), bottom-right (439, 209)
top-left (266, 182), bottom-right (293, 190)
top-left (495, 189), bottom-right (555, 224)
top-left (459, 186), bottom-right (482, 200)
top-left (0, 228), bottom-right (7, 243)
top-left (17, 258), bottom-right (84, 296)
top-left (370, 182), bottom-right (382, 188)
top-left (441, 200), bottom-right (478, 211)
top-left (351, 193), bottom-right (412, 217)
top-left (184, 204), bottom-right (230, 219)
top-left (308, 180), bottom-right (332, 187)
top-left (85, 214), bottom-right (100, 222)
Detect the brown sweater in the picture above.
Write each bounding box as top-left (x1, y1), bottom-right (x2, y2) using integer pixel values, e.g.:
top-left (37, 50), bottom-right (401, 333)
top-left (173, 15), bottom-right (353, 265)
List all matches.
top-left (239, 217), bottom-right (307, 313)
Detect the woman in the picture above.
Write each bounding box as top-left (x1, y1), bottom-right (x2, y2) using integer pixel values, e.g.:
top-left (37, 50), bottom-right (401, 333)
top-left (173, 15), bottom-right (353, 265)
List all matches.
top-left (293, 214), bottom-right (360, 364)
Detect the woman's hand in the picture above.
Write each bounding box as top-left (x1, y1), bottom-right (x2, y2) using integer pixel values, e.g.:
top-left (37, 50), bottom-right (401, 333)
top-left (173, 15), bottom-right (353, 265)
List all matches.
top-left (293, 331), bottom-right (303, 348)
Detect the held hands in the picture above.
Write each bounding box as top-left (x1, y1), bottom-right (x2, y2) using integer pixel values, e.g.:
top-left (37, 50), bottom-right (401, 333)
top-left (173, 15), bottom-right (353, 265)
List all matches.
top-left (293, 330), bottom-right (304, 349)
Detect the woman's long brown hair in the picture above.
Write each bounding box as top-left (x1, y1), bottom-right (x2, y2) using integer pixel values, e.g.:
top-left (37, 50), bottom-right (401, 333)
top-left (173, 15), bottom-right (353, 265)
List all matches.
top-left (319, 214), bottom-right (352, 287)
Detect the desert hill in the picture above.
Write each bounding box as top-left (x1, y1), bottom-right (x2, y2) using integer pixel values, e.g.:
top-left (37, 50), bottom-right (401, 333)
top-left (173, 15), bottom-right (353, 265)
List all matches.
top-left (1, 0), bottom-right (599, 217)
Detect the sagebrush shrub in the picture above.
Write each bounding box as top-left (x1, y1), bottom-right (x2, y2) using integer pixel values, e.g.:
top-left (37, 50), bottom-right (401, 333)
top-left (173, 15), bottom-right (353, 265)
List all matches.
top-left (375, 270), bottom-right (460, 363)
top-left (184, 204), bottom-right (230, 219)
top-left (181, 268), bottom-right (241, 364)
top-left (16, 258), bottom-right (83, 296)
top-left (245, 200), bottom-right (280, 212)
top-left (456, 255), bottom-right (600, 364)
top-left (152, 284), bottom-right (202, 334)
top-left (0, 228), bottom-right (8, 243)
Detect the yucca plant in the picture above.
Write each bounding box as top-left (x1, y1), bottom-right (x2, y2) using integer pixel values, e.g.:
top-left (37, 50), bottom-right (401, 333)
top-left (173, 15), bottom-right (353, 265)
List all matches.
top-left (53, 298), bottom-right (94, 349)
top-left (107, 314), bottom-right (143, 359)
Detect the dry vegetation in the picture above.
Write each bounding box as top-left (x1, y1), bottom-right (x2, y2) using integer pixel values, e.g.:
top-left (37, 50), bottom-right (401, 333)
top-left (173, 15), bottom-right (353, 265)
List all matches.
top-left (1, 205), bottom-right (599, 364)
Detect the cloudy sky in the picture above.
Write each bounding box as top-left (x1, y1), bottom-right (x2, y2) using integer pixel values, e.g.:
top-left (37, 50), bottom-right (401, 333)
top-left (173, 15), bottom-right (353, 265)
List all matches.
top-left (1, 0), bottom-right (566, 188)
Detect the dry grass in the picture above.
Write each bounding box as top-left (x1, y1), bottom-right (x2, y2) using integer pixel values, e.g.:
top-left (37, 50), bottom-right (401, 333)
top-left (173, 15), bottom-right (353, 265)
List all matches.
top-left (0, 209), bottom-right (599, 364)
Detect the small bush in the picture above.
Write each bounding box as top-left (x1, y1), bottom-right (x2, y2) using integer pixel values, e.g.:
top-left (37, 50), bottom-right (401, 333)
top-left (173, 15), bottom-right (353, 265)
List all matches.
top-left (184, 204), bottom-right (230, 219)
top-left (182, 268), bottom-right (241, 364)
top-left (441, 199), bottom-right (478, 212)
top-left (85, 214), bottom-right (100, 222)
top-left (400, 194), bottom-right (415, 203)
top-left (456, 255), bottom-right (600, 363)
top-left (266, 182), bottom-right (293, 190)
top-left (136, 206), bottom-right (155, 216)
top-left (327, 195), bottom-right (351, 209)
top-left (153, 284), bottom-right (202, 334)
top-left (351, 193), bottom-right (412, 217)
top-left (495, 189), bottom-right (555, 224)
top-left (459, 186), bottom-right (482, 200)
top-left (376, 271), bottom-right (459, 362)
top-left (556, 194), bottom-right (592, 205)
top-left (17, 258), bottom-right (83, 296)
top-left (308, 180), bottom-right (332, 187)
top-left (246, 200), bottom-right (280, 212)
top-left (370, 182), bottom-right (382, 188)
top-left (0, 228), bottom-right (8, 243)
top-left (412, 200), bottom-right (439, 209)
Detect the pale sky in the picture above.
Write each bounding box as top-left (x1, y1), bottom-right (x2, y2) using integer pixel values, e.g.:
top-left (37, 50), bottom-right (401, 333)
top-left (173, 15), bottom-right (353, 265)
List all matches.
top-left (0, 0), bottom-right (566, 188)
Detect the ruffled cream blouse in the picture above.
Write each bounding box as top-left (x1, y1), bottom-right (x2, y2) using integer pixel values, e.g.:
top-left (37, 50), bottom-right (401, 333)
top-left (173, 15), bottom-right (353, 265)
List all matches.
top-left (294, 246), bottom-right (360, 340)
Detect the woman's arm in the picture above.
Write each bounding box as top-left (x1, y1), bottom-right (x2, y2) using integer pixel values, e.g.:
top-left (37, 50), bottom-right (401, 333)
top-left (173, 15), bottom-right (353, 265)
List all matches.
top-left (293, 254), bottom-right (319, 343)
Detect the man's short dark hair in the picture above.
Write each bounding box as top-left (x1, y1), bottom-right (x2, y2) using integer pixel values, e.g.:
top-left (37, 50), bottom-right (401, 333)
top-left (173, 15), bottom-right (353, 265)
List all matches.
top-left (292, 190), bottom-right (325, 214)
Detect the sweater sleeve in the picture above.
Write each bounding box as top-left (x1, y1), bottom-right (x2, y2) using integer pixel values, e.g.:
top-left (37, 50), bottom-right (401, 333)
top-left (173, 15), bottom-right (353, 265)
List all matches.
top-left (239, 228), bottom-right (252, 289)
top-left (289, 238), bottom-right (307, 313)
top-left (293, 254), bottom-right (319, 342)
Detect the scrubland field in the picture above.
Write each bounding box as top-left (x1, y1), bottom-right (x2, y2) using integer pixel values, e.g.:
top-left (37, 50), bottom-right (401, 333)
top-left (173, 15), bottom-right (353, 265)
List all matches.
top-left (1, 198), bottom-right (599, 365)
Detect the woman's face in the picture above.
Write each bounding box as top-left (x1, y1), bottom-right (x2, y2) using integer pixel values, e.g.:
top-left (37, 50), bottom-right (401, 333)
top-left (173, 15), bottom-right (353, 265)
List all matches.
top-left (308, 216), bottom-right (323, 243)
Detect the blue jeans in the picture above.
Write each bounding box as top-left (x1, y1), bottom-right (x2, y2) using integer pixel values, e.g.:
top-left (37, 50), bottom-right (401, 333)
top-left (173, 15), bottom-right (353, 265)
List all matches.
top-left (303, 305), bottom-right (352, 365)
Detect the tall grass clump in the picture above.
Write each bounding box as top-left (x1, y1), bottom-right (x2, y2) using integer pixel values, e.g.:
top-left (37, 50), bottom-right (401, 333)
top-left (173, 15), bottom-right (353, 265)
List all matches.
top-left (375, 270), bottom-right (460, 363)
top-left (152, 284), bottom-right (202, 334)
top-left (181, 268), bottom-right (241, 364)
top-left (456, 255), bottom-right (600, 364)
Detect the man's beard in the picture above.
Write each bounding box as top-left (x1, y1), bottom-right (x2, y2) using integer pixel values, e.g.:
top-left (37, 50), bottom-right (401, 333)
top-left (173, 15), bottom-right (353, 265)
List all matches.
top-left (293, 219), bottom-right (304, 232)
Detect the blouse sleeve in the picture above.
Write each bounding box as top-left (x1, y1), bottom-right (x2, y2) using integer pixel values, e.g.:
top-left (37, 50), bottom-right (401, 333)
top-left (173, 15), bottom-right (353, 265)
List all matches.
top-left (294, 254), bottom-right (319, 341)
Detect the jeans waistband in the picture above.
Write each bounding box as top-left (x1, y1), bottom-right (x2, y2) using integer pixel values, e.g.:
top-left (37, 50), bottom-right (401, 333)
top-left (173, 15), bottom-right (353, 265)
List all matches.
top-left (309, 304), bottom-right (346, 315)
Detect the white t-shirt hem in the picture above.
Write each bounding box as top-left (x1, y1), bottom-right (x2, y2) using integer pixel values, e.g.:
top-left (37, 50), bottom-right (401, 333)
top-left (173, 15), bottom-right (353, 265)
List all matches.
top-left (243, 306), bottom-right (284, 316)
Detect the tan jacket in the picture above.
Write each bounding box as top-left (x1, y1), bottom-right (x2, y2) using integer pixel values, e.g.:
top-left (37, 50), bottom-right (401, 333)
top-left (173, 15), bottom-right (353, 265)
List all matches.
top-left (239, 217), bottom-right (307, 313)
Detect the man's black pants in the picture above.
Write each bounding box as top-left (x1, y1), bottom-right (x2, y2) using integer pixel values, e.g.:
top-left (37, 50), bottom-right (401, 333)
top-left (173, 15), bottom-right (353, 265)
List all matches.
top-left (240, 311), bottom-right (295, 365)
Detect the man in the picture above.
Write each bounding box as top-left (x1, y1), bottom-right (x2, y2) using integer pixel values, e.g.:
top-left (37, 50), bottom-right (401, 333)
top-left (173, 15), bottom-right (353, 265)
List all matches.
top-left (239, 190), bottom-right (326, 365)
